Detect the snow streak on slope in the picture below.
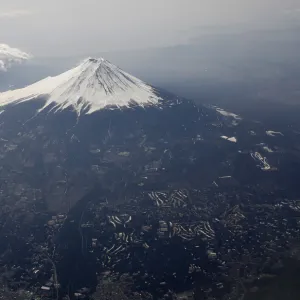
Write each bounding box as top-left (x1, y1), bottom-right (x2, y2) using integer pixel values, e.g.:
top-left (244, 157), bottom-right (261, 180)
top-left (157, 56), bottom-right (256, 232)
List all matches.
top-left (0, 58), bottom-right (162, 114)
top-left (216, 108), bottom-right (241, 120)
top-left (0, 44), bottom-right (31, 71)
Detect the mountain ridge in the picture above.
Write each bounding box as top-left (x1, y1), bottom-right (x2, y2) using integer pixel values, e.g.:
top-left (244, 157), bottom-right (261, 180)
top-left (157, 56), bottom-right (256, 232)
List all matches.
top-left (0, 57), bottom-right (162, 115)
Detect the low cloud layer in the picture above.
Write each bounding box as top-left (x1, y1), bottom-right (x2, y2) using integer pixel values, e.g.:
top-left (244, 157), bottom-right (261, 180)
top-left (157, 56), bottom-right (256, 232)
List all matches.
top-left (0, 44), bottom-right (32, 71)
top-left (0, 10), bottom-right (33, 19)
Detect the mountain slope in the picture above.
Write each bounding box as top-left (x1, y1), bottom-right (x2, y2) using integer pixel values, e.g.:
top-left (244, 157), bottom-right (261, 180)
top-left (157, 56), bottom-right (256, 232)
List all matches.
top-left (0, 58), bottom-right (162, 114)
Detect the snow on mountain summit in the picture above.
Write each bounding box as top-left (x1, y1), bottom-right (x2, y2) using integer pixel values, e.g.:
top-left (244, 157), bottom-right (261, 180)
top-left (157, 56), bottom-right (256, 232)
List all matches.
top-left (0, 44), bottom-right (31, 71)
top-left (0, 57), bottom-right (162, 114)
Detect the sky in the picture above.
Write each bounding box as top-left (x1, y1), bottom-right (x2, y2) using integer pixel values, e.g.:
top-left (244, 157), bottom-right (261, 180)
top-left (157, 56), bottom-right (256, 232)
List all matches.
top-left (0, 0), bottom-right (300, 57)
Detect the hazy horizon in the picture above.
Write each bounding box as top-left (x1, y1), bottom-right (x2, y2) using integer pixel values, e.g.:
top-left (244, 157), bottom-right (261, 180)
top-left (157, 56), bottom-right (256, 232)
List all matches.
top-left (1, 0), bottom-right (300, 56)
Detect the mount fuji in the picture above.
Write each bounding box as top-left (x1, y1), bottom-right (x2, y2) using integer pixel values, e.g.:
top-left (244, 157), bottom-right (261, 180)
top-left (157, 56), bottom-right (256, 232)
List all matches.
top-left (0, 57), bottom-right (162, 114)
top-left (0, 57), bottom-right (197, 212)
top-left (0, 57), bottom-right (297, 212)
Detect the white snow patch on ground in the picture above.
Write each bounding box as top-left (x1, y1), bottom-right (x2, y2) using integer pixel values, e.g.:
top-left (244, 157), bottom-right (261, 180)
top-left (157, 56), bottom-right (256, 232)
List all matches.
top-left (0, 57), bottom-right (162, 115)
top-left (251, 152), bottom-right (271, 170)
top-left (228, 137), bottom-right (237, 143)
top-left (266, 130), bottom-right (284, 137)
top-left (258, 143), bottom-right (274, 153)
top-left (220, 136), bottom-right (237, 143)
top-left (216, 108), bottom-right (241, 120)
top-left (263, 146), bottom-right (273, 153)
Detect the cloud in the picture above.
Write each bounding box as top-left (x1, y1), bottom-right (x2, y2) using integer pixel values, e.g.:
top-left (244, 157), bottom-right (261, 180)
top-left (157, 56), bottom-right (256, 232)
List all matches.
top-left (284, 8), bottom-right (300, 15)
top-left (0, 44), bottom-right (32, 71)
top-left (0, 10), bottom-right (33, 19)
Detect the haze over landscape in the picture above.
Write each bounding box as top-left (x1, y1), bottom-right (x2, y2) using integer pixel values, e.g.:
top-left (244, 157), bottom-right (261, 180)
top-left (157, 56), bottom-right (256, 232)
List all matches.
top-left (1, 1), bottom-right (300, 300)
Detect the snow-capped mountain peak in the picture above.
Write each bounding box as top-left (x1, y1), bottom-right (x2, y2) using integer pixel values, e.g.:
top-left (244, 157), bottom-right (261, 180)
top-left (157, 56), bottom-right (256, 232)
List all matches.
top-left (0, 57), bottom-right (162, 114)
top-left (0, 43), bottom-right (32, 71)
